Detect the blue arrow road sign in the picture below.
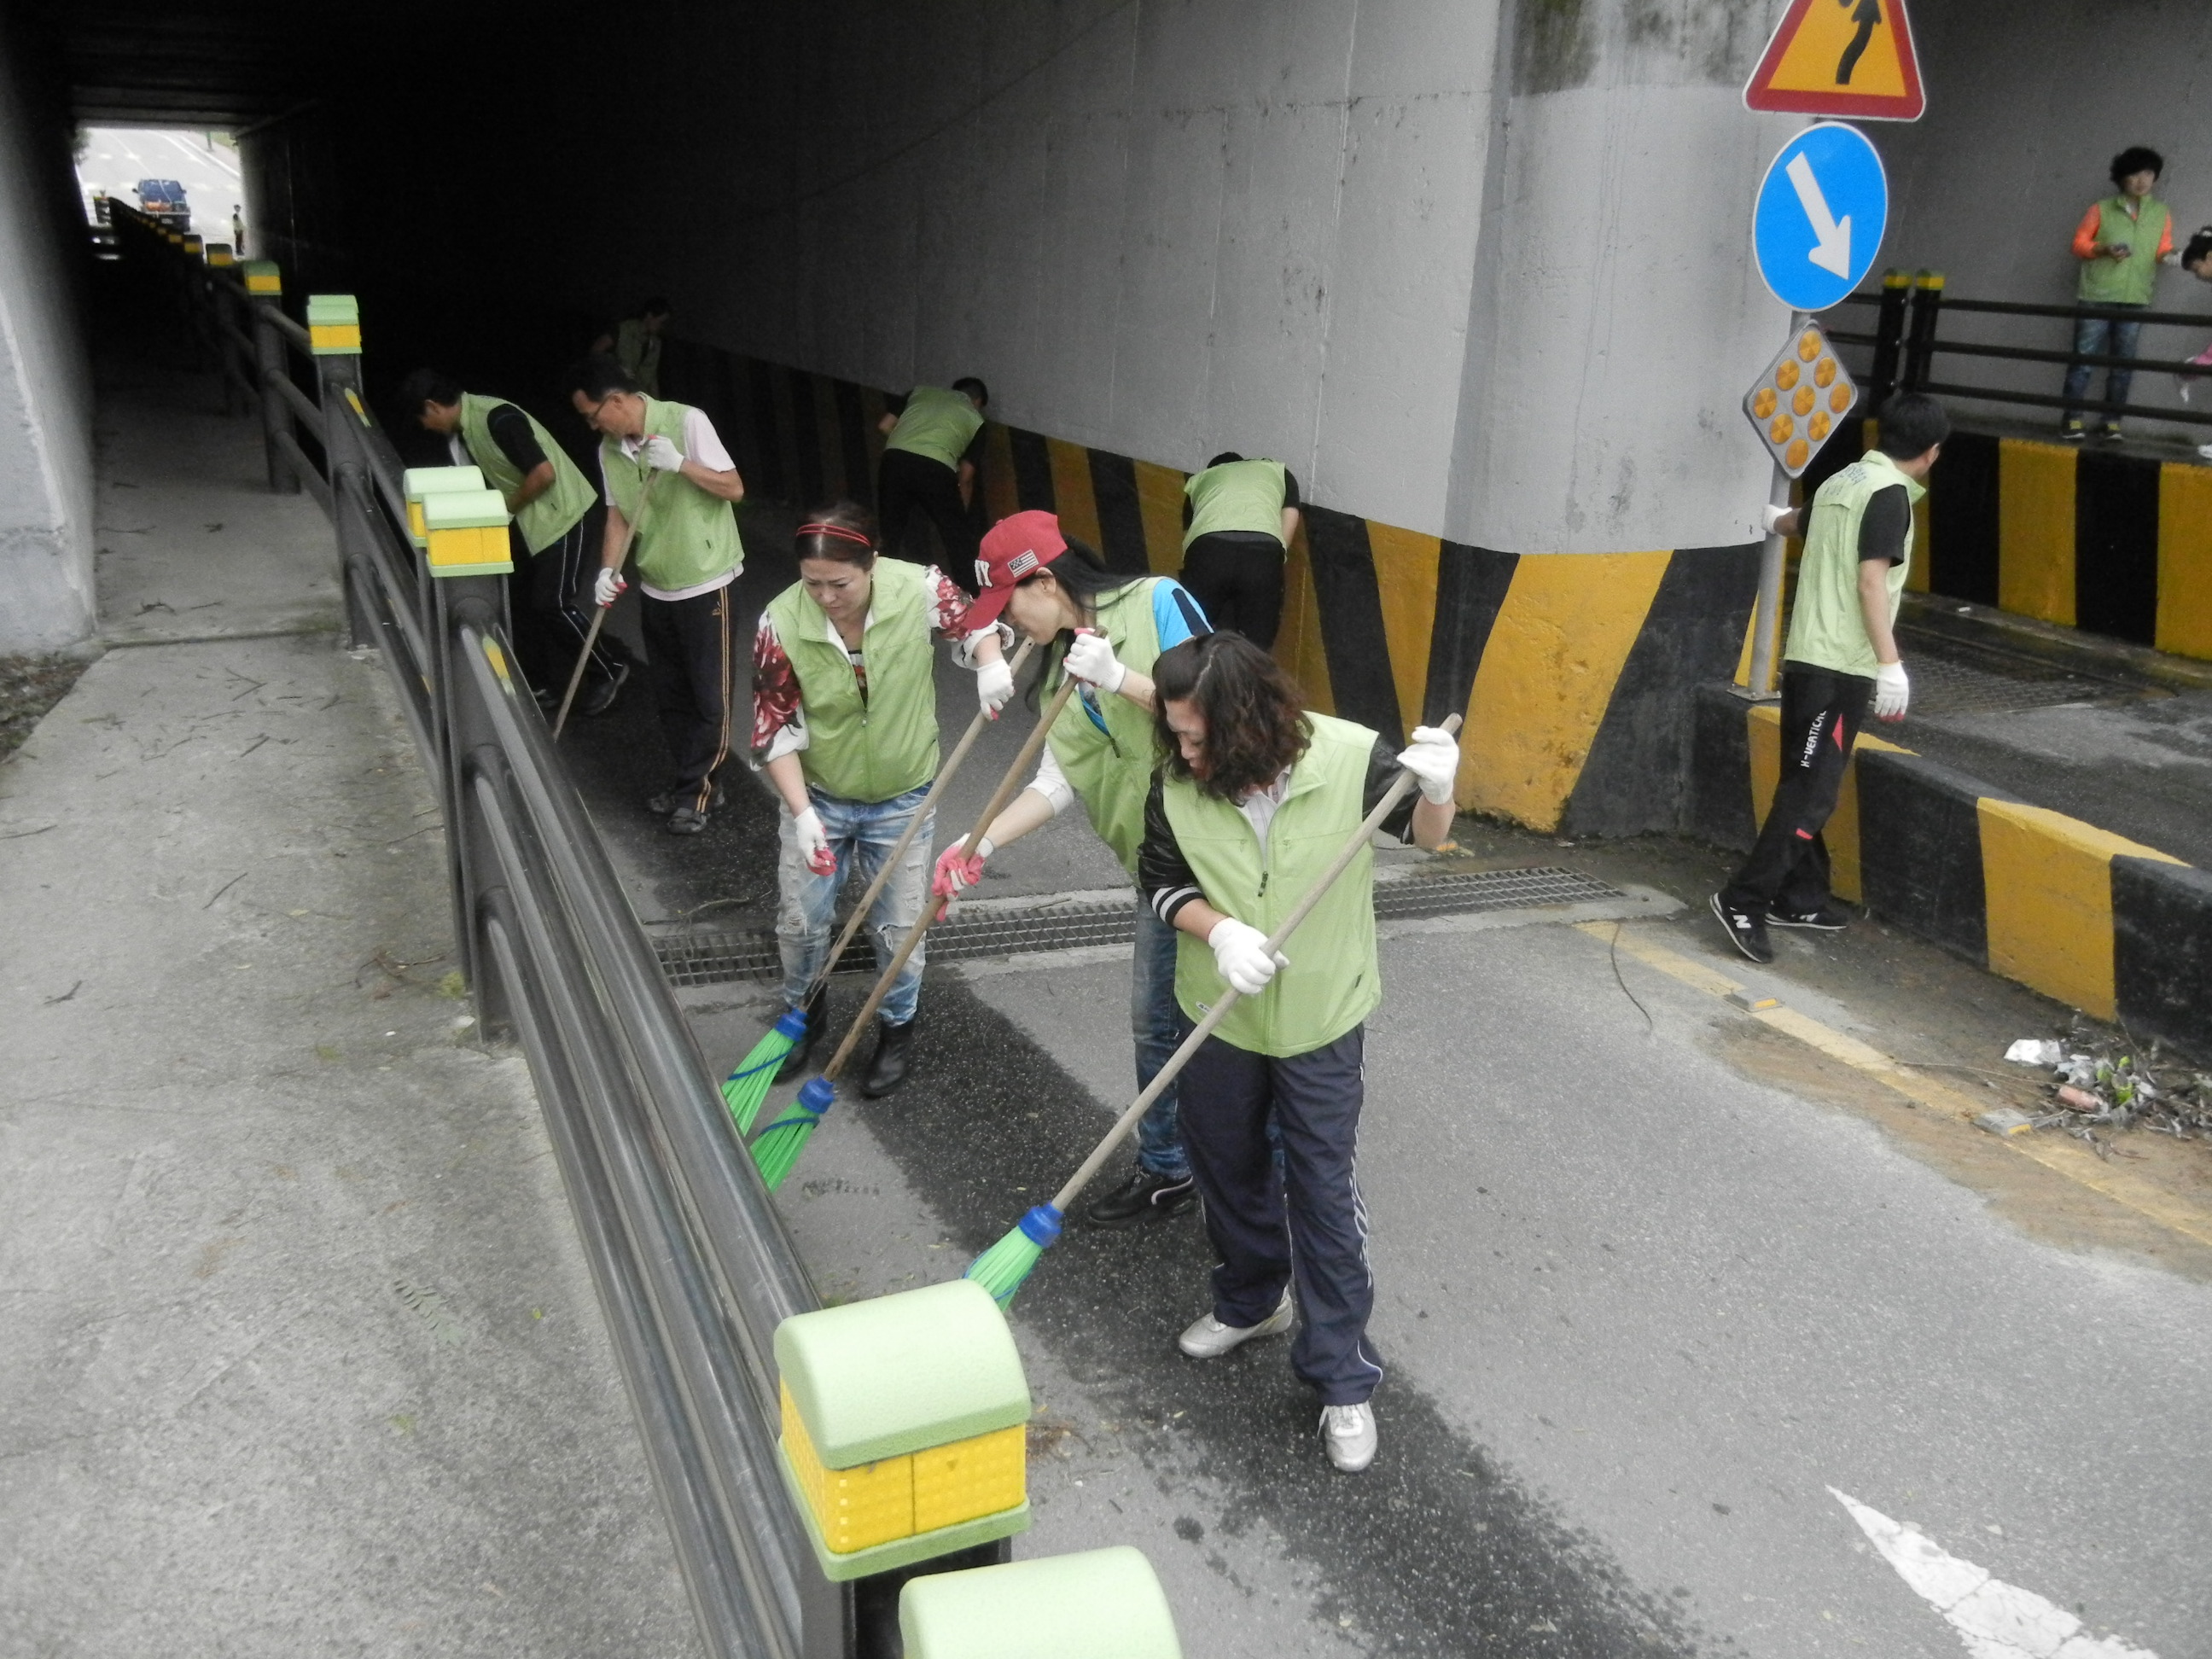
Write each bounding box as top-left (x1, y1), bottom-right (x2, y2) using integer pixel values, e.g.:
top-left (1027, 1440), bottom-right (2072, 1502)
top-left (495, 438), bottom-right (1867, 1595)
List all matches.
top-left (1754, 122), bottom-right (1888, 311)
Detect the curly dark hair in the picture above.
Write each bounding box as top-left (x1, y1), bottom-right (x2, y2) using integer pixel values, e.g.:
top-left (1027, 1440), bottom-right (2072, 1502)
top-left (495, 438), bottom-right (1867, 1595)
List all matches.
top-left (1151, 632), bottom-right (1309, 800)
top-left (794, 499), bottom-right (877, 567)
top-left (2110, 146), bottom-right (2164, 187)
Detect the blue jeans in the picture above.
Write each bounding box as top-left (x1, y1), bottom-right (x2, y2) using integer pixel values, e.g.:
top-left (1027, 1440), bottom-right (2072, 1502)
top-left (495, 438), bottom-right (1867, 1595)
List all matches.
top-left (777, 783), bottom-right (933, 1027)
top-left (2062, 307), bottom-right (2145, 423)
top-left (1131, 898), bottom-right (1190, 1179)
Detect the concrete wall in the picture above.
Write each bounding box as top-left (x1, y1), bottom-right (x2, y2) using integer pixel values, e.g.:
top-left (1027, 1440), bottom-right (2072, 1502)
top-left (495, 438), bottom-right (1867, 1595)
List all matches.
top-left (0, 9), bottom-right (95, 653)
top-left (1868, 2), bottom-right (2212, 436)
top-left (1450, 0), bottom-right (1794, 553)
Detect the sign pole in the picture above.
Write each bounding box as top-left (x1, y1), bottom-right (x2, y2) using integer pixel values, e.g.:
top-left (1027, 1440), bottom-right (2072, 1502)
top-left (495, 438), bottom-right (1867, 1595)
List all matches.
top-left (1744, 310), bottom-right (1807, 699)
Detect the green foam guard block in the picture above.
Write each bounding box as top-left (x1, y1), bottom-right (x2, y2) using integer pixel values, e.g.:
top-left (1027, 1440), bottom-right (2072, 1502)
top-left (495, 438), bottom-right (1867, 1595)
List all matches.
top-left (899, 1546), bottom-right (1181, 1659)
top-left (403, 464), bottom-right (484, 501)
top-left (422, 489), bottom-right (509, 531)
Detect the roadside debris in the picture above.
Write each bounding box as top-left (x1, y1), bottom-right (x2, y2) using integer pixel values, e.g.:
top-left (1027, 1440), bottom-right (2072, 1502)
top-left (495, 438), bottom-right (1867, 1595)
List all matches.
top-left (2003, 1029), bottom-right (2212, 1153)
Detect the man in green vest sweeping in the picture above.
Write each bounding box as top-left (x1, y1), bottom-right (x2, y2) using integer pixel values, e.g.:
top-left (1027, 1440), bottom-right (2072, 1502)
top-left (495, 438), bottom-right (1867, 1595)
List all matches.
top-left (1179, 452), bottom-right (1301, 648)
top-left (1138, 632), bottom-right (1462, 1472)
top-left (876, 380), bottom-right (988, 573)
top-left (399, 368), bottom-right (631, 718)
top-left (568, 355), bottom-right (749, 834)
top-left (2061, 147), bottom-right (2181, 441)
top-left (1711, 393), bottom-right (1949, 966)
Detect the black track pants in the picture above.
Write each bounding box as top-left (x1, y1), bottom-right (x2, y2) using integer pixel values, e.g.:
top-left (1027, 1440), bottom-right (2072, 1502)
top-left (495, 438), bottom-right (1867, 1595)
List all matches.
top-left (507, 518), bottom-right (631, 691)
top-left (876, 448), bottom-right (979, 577)
top-left (1179, 533), bottom-right (1285, 648)
top-left (1178, 1024), bottom-right (1382, 1406)
top-left (639, 583), bottom-right (736, 812)
top-left (1720, 662), bottom-right (1872, 915)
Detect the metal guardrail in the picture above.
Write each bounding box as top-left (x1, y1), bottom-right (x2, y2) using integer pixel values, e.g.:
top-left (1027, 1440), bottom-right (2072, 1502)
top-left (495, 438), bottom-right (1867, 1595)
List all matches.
top-left (1831, 268), bottom-right (2212, 429)
top-left (113, 204), bottom-right (856, 1659)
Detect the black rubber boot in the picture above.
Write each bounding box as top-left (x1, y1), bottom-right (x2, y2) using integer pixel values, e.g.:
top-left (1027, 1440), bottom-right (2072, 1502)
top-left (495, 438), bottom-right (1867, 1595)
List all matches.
top-left (859, 1018), bottom-right (917, 1098)
top-left (774, 988), bottom-right (829, 1084)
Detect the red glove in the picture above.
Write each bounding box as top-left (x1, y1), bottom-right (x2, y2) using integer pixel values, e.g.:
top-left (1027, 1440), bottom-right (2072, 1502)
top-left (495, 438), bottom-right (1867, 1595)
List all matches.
top-left (932, 836), bottom-right (992, 899)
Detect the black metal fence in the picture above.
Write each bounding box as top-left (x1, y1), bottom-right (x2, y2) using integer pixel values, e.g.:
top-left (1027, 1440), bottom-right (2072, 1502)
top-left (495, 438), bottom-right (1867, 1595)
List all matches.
top-left (1828, 266), bottom-right (2212, 432)
top-left (112, 206), bottom-right (864, 1659)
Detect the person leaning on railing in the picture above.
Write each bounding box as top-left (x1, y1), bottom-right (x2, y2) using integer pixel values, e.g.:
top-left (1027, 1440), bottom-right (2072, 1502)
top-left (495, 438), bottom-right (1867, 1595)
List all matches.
top-left (2061, 145), bottom-right (2182, 442)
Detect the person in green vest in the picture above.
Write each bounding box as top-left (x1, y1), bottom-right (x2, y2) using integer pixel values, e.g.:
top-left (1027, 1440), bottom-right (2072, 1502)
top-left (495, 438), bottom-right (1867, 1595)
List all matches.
top-left (2061, 147), bottom-right (2180, 441)
top-left (399, 367), bottom-right (630, 718)
top-left (568, 355), bottom-right (748, 834)
top-left (1136, 632), bottom-right (1461, 1473)
top-left (876, 380), bottom-right (988, 573)
top-left (753, 500), bottom-right (1010, 1095)
top-left (1179, 452), bottom-right (1301, 648)
top-left (1712, 393), bottom-right (1949, 966)
top-left (612, 297), bottom-right (671, 398)
top-left (930, 509), bottom-right (1212, 1226)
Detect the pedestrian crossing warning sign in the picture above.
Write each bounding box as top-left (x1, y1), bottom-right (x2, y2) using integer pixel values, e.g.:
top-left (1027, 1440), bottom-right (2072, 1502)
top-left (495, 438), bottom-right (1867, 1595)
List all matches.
top-left (1743, 0), bottom-right (1925, 122)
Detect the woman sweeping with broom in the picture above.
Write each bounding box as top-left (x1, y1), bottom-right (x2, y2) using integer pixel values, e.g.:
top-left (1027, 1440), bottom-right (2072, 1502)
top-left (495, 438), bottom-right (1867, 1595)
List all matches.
top-left (752, 501), bottom-right (1012, 1097)
top-left (1135, 632), bottom-right (1460, 1473)
top-left (930, 509), bottom-right (1212, 1226)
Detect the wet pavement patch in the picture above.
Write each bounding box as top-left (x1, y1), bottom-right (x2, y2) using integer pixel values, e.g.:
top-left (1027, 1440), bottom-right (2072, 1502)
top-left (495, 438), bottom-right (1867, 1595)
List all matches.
top-left (840, 985), bottom-right (1717, 1656)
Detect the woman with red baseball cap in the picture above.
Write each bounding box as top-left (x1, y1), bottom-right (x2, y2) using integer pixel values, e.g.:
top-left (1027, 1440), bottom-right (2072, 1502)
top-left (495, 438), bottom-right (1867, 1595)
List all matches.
top-left (753, 500), bottom-right (1012, 1095)
top-left (933, 509), bottom-right (1212, 1226)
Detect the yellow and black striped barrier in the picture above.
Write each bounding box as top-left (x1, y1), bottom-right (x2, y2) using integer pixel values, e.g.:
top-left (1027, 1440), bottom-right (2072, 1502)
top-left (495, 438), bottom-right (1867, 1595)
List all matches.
top-left (1692, 685), bottom-right (2209, 1054)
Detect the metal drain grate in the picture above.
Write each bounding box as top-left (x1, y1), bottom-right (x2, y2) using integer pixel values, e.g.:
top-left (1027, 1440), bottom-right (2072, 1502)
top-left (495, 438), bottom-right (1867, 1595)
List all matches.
top-left (651, 864), bottom-right (1622, 988)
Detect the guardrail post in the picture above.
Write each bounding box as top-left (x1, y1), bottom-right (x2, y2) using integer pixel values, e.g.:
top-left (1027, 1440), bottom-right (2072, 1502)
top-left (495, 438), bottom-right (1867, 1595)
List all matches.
top-left (1869, 268), bottom-right (1909, 407)
top-left (1901, 269), bottom-right (1944, 393)
top-left (309, 295), bottom-right (381, 648)
top-left (243, 261), bottom-right (295, 492)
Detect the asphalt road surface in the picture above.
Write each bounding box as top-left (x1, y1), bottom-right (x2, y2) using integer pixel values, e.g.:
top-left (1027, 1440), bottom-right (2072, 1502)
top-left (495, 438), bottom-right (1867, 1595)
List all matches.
top-left (557, 503), bottom-right (2212, 1658)
top-left (77, 125), bottom-right (248, 249)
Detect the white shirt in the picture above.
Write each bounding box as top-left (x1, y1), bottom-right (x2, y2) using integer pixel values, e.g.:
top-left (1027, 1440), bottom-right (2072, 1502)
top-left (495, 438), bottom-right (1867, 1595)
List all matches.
top-left (602, 408), bottom-right (740, 602)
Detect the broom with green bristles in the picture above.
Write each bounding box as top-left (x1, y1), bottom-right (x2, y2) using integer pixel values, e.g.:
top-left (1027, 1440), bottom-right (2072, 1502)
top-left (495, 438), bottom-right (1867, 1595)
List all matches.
top-left (720, 638), bottom-right (1038, 1134)
top-left (749, 668), bottom-right (1086, 1188)
top-left (965, 713), bottom-right (1462, 1307)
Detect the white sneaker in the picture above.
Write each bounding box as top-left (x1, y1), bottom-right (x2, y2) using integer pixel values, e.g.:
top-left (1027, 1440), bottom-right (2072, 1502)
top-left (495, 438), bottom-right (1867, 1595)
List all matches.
top-left (2198, 442), bottom-right (2212, 461)
top-left (1320, 1402), bottom-right (1378, 1472)
top-left (1176, 1289), bottom-right (1293, 1359)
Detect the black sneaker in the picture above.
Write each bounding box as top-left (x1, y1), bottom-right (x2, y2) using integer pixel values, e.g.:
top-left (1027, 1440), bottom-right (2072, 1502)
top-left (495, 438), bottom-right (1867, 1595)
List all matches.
top-left (2098, 425), bottom-right (2124, 443)
top-left (1709, 893), bottom-right (1774, 964)
top-left (667, 803), bottom-right (711, 835)
top-left (580, 661), bottom-right (629, 719)
top-left (2059, 420), bottom-right (2087, 442)
top-left (648, 782), bottom-right (725, 816)
top-left (1766, 903), bottom-right (1850, 931)
top-left (1084, 1167), bottom-right (1196, 1228)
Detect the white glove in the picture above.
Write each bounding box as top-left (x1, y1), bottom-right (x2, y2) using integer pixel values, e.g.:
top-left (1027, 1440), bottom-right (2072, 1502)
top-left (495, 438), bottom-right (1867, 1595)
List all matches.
top-left (1761, 503), bottom-right (1792, 534)
top-left (792, 806), bottom-right (836, 876)
top-left (1063, 629), bottom-right (1126, 694)
top-left (1396, 725), bottom-right (1460, 805)
top-left (975, 655), bottom-right (1015, 719)
top-left (640, 434), bottom-right (685, 473)
top-left (1873, 661), bottom-right (1909, 721)
top-left (1208, 917), bottom-right (1288, 997)
top-left (593, 567), bottom-right (626, 608)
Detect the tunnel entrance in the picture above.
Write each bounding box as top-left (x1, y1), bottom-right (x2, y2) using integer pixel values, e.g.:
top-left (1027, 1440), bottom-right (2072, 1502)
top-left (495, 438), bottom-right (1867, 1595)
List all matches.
top-left (74, 123), bottom-right (244, 252)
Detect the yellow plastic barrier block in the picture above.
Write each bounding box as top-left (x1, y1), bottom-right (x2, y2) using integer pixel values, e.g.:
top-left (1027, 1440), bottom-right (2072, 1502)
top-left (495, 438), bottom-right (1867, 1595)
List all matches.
top-left (306, 294), bottom-right (360, 356)
top-left (242, 260), bottom-right (282, 295)
top-left (422, 489), bottom-right (513, 578)
top-left (774, 1278), bottom-right (1032, 1580)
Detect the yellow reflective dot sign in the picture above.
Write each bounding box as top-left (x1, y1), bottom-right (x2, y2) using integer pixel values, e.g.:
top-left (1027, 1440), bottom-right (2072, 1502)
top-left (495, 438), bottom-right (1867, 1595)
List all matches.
top-left (1744, 0), bottom-right (1926, 122)
top-left (1743, 318), bottom-right (1859, 479)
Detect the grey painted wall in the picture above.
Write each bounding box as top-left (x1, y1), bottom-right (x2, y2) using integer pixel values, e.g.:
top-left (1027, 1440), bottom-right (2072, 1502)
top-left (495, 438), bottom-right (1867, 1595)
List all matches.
top-left (1867, 1), bottom-right (2212, 438)
top-left (0, 11), bottom-right (94, 653)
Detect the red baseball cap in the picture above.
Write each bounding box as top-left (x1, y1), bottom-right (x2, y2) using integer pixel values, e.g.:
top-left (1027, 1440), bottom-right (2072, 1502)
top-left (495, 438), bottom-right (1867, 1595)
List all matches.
top-left (963, 509), bottom-right (1068, 630)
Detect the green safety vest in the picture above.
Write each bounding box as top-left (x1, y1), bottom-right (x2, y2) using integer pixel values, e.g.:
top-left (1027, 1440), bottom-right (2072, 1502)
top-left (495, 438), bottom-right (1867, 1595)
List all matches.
top-left (883, 387), bottom-right (983, 473)
top-left (1044, 579), bottom-right (1169, 874)
top-left (615, 317), bottom-right (662, 395)
top-left (1183, 459), bottom-right (1288, 550)
top-left (600, 399), bottom-right (744, 593)
top-left (457, 393), bottom-right (596, 555)
top-left (1784, 448), bottom-right (1924, 680)
top-left (763, 556), bottom-right (940, 802)
top-left (1165, 713), bottom-right (1382, 1057)
top-left (2078, 195), bottom-right (2170, 307)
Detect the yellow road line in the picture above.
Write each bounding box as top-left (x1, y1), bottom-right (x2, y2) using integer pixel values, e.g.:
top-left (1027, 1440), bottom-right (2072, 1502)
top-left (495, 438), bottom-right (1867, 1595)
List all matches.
top-left (1577, 922), bottom-right (2212, 1253)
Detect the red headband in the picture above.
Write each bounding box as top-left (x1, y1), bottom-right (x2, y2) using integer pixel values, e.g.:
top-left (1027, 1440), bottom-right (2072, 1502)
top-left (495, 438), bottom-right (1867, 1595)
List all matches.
top-left (796, 522), bottom-right (874, 548)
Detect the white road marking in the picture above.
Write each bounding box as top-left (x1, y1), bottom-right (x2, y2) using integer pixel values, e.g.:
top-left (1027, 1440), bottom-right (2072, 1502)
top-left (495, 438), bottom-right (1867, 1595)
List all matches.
top-left (1831, 1489), bottom-right (2156, 1658)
